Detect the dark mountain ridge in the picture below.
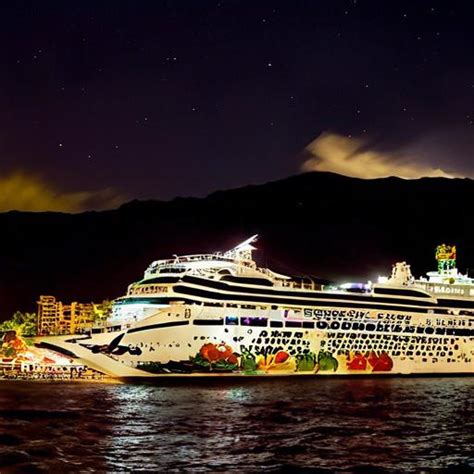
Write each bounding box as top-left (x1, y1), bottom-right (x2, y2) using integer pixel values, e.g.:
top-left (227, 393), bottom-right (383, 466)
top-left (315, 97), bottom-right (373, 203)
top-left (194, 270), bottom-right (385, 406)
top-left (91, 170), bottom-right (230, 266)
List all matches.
top-left (0, 172), bottom-right (472, 320)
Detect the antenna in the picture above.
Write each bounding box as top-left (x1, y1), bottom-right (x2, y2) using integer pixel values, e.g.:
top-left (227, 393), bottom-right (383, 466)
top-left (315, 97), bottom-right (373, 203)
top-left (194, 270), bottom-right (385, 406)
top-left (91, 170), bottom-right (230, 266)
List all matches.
top-left (232, 234), bottom-right (258, 252)
top-left (224, 235), bottom-right (258, 260)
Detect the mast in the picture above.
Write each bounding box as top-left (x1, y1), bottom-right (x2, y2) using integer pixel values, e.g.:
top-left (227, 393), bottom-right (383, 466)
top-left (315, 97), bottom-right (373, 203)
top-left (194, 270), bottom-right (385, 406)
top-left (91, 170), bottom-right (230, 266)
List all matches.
top-left (224, 234), bottom-right (258, 262)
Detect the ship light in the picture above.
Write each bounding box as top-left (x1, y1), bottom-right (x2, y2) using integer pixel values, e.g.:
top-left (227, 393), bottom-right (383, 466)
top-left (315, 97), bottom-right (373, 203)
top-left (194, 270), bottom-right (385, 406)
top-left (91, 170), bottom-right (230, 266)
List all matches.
top-left (340, 282), bottom-right (370, 291)
top-left (225, 316), bottom-right (238, 325)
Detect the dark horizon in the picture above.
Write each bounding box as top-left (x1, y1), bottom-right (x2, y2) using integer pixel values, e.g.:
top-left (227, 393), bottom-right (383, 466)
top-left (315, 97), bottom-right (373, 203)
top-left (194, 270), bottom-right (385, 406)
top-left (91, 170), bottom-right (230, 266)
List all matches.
top-left (0, 170), bottom-right (473, 215)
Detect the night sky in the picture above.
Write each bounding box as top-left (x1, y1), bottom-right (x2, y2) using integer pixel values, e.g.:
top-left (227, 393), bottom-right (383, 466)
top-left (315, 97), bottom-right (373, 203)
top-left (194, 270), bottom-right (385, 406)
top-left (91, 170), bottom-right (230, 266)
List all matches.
top-left (1, 1), bottom-right (474, 212)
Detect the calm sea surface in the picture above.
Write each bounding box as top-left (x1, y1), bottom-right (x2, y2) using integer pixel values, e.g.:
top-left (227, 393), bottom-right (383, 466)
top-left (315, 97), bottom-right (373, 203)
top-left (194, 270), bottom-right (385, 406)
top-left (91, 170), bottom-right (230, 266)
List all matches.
top-left (0, 377), bottom-right (473, 473)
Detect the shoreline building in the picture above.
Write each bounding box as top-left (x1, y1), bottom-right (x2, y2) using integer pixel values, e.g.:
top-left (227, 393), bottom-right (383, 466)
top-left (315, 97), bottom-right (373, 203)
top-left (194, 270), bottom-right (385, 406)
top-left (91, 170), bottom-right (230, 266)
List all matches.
top-left (37, 296), bottom-right (96, 336)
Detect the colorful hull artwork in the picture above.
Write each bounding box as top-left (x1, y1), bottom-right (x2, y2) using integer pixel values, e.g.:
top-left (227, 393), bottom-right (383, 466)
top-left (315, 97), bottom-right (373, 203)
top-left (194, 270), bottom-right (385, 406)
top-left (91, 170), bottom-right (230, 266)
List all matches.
top-left (39, 327), bottom-right (407, 378)
top-left (135, 344), bottom-right (395, 376)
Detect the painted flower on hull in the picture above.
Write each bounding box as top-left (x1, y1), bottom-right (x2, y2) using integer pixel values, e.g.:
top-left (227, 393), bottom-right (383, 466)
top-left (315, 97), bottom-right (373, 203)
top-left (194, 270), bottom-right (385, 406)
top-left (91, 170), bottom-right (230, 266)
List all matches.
top-left (347, 353), bottom-right (367, 371)
top-left (318, 350), bottom-right (339, 372)
top-left (296, 352), bottom-right (319, 372)
top-left (256, 351), bottom-right (296, 372)
top-left (345, 351), bottom-right (394, 372)
top-left (200, 343), bottom-right (234, 362)
top-left (369, 352), bottom-right (393, 372)
top-left (192, 343), bottom-right (239, 371)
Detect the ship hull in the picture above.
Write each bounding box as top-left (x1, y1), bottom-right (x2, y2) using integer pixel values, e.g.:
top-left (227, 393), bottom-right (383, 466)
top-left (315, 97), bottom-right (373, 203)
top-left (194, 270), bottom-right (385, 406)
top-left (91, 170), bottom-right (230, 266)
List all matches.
top-left (36, 302), bottom-right (474, 378)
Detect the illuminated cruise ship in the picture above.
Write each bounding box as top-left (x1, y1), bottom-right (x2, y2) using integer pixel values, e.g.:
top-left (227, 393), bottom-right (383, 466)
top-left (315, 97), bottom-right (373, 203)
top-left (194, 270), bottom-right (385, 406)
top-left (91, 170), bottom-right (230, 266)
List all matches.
top-left (39, 237), bottom-right (474, 378)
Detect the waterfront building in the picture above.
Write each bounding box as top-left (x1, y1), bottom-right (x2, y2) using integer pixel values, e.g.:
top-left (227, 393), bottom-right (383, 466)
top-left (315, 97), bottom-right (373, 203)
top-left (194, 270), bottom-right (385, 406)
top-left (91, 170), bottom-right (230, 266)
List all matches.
top-left (36, 295), bottom-right (58, 335)
top-left (37, 296), bottom-right (95, 335)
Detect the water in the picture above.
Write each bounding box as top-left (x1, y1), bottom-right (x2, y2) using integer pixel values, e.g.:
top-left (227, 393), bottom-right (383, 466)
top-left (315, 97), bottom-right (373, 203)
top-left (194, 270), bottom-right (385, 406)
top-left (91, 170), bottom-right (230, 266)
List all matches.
top-left (0, 377), bottom-right (473, 473)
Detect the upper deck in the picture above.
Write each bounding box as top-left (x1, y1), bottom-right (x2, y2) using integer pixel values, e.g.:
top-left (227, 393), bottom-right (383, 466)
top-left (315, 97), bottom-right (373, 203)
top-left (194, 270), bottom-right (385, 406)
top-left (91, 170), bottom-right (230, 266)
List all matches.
top-left (135, 237), bottom-right (474, 301)
top-left (378, 259), bottom-right (474, 301)
top-left (139, 235), bottom-right (321, 292)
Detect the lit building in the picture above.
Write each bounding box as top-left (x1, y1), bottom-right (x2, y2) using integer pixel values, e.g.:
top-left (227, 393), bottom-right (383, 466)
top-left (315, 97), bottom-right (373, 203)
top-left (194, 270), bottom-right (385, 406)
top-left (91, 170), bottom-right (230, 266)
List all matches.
top-left (37, 296), bottom-right (96, 336)
top-left (37, 296), bottom-right (59, 336)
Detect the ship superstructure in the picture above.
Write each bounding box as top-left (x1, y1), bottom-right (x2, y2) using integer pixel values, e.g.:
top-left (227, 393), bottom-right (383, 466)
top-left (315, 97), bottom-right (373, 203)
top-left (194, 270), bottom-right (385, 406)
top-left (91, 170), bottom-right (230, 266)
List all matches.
top-left (378, 244), bottom-right (474, 304)
top-left (38, 237), bottom-right (474, 378)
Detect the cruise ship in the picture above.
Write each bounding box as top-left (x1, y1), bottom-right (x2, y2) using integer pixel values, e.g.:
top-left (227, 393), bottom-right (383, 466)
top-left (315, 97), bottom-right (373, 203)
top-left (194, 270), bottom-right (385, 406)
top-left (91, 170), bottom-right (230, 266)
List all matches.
top-left (39, 237), bottom-right (474, 378)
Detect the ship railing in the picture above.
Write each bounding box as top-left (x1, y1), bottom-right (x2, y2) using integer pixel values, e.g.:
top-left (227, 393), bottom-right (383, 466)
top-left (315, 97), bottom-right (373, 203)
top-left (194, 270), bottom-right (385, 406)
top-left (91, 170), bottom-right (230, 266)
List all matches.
top-left (150, 253), bottom-right (257, 267)
top-left (146, 255), bottom-right (258, 277)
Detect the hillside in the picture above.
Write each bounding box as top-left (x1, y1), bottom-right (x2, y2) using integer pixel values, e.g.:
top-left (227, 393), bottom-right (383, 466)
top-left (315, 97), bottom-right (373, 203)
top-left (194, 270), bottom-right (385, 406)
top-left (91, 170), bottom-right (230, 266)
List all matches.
top-left (0, 172), bottom-right (472, 320)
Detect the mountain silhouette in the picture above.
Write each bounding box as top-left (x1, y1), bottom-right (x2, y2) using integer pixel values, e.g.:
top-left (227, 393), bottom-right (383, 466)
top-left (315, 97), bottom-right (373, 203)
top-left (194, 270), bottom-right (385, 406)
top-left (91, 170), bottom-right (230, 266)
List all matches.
top-left (0, 171), bottom-right (472, 320)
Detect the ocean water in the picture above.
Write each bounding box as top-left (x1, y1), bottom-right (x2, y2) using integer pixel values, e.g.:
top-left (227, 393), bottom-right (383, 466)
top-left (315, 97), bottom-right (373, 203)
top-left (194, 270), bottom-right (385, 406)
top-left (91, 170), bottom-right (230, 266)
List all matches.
top-left (0, 377), bottom-right (473, 473)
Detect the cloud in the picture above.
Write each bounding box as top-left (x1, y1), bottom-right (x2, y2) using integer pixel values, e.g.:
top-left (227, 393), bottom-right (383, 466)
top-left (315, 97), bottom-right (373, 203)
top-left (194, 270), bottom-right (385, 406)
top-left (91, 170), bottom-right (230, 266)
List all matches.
top-left (301, 132), bottom-right (463, 179)
top-left (0, 172), bottom-right (126, 213)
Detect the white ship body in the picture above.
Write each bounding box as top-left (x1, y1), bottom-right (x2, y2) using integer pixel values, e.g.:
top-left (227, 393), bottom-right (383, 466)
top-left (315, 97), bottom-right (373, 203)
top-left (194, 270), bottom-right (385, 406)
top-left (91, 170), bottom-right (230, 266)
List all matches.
top-left (38, 237), bottom-right (474, 378)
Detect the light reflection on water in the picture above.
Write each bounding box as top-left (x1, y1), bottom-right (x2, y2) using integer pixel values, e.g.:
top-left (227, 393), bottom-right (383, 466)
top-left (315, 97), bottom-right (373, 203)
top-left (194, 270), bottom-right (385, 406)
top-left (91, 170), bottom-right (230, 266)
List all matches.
top-left (0, 377), bottom-right (473, 472)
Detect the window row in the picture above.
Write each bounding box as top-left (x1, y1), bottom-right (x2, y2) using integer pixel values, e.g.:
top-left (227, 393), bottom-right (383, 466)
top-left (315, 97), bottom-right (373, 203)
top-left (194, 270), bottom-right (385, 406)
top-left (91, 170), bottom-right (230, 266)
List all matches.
top-left (192, 317), bottom-right (314, 328)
